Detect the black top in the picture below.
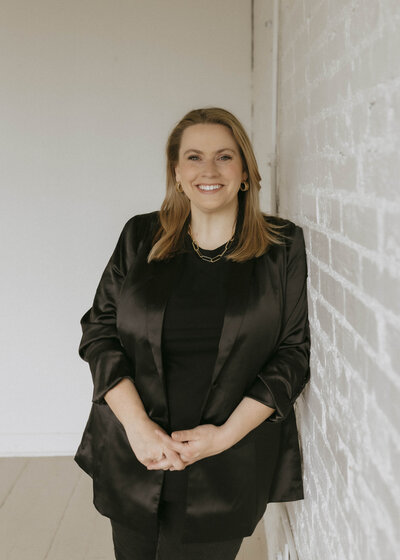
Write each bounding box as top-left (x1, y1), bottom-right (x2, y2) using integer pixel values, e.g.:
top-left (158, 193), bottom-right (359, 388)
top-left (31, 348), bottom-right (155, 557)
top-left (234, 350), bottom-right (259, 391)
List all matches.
top-left (160, 235), bottom-right (234, 501)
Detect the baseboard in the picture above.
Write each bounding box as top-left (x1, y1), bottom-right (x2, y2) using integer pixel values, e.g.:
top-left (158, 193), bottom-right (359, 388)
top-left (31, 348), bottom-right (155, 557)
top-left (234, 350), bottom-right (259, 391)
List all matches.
top-left (0, 433), bottom-right (82, 456)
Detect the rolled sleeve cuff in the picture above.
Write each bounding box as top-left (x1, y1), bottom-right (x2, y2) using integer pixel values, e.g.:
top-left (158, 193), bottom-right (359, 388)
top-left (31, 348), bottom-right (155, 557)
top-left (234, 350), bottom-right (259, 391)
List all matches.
top-left (85, 344), bottom-right (135, 405)
top-left (93, 374), bottom-right (134, 405)
top-left (245, 377), bottom-right (290, 423)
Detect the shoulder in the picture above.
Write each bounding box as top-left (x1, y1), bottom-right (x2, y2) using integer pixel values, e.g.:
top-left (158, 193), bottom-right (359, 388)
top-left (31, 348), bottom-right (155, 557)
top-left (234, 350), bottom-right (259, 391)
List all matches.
top-left (263, 213), bottom-right (297, 232)
top-left (112, 211), bottom-right (160, 258)
top-left (262, 214), bottom-right (305, 246)
top-left (122, 210), bottom-right (160, 232)
top-left (119, 210), bottom-right (160, 241)
top-left (261, 214), bottom-right (306, 269)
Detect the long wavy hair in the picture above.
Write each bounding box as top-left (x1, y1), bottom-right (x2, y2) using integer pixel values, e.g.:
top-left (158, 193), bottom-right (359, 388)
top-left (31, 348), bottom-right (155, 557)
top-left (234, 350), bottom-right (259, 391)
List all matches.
top-left (147, 107), bottom-right (285, 263)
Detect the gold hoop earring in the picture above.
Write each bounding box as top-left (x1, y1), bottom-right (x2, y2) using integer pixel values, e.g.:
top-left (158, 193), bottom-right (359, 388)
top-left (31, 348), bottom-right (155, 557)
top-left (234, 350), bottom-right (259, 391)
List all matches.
top-left (176, 181), bottom-right (184, 193)
top-left (239, 181), bottom-right (249, 191)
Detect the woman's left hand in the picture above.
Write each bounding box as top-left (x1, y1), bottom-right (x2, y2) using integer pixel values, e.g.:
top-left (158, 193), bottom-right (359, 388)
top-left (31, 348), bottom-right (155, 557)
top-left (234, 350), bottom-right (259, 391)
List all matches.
top-left (147, 424), bottom-right (229, 470)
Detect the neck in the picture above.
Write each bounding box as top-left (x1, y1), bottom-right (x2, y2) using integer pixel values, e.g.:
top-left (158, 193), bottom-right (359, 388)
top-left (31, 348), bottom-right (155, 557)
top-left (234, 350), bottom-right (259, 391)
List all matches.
top-left (189, 202), bottom-right (238, 251)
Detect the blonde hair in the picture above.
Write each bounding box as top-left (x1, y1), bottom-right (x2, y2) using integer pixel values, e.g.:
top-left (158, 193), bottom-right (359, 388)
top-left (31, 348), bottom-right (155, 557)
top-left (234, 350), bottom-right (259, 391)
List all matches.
top-left (148, 107), bottom-right (285, 263)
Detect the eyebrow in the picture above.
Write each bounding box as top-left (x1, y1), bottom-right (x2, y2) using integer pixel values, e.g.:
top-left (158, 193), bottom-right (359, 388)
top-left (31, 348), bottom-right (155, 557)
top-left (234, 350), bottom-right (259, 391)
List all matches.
top-left (183, 148), bottom-right (236, 156)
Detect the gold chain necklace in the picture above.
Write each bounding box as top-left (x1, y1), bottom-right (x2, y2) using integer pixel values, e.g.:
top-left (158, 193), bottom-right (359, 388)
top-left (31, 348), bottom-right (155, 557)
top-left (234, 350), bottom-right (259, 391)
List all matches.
top-left (187, 223), bottom-right (235, 263)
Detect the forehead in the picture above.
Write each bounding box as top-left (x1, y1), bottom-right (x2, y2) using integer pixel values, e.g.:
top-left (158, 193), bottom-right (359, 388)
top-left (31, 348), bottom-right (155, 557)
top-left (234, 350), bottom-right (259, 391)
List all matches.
top-left (179, 123), bottom-right (237, 151)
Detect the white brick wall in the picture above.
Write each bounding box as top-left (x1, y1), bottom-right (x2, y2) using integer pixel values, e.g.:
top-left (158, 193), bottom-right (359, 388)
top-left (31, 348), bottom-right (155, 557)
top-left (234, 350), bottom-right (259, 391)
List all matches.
top-left (275, 1), bottom-right (400, 558)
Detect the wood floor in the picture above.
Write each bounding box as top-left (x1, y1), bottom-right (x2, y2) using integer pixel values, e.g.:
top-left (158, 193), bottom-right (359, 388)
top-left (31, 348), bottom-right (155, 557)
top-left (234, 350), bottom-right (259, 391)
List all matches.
top-left (0, 457), bottom-right (267, 559)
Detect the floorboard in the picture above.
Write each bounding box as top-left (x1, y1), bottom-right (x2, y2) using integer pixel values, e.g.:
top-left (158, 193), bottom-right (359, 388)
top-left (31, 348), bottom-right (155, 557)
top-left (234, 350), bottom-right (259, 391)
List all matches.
top-left (0, 457), bottom-right (267, 559)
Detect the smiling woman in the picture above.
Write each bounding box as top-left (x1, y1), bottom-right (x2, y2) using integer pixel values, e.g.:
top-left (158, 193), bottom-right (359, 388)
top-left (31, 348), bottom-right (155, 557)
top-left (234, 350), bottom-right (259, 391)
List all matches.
top-left (148, 107), bottom-right (287, 262)
top-left (174, 123), bottom-right (247, 240)
top-left (74, 107), bottom-right (311, 560)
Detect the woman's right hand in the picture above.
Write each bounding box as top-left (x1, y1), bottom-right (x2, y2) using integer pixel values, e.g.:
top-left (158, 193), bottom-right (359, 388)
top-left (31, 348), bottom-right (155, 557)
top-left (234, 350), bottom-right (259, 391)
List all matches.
top-left (104, 378), bottom-right (186, 471)
top-left (124, 416), bottom-right (188, 471)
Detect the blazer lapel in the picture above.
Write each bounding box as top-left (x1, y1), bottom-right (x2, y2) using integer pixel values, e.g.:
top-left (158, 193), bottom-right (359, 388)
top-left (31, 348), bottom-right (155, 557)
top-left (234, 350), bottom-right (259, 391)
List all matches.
top-left (210, 258), bottom-right (254, 386)
top-left (144, 253), bottom-right (185, 394)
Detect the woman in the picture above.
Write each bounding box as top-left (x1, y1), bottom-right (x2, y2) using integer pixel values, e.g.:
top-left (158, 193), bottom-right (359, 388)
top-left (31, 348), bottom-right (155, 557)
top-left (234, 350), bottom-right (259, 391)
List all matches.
top-left (74, 107), bottom-right (310, 559)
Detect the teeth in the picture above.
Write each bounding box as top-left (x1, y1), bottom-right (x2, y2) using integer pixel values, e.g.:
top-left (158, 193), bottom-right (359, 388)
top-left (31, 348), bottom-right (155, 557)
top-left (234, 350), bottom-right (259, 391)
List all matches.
top-left (197, 184), bottom-right (222, 191)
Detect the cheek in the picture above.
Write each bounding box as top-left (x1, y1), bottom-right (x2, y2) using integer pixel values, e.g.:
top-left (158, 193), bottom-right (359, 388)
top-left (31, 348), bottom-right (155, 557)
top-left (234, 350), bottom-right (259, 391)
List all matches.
top-left (180, 162), bottom-right (196, 176)
top-left (227, 163), bottom-right (244, 178)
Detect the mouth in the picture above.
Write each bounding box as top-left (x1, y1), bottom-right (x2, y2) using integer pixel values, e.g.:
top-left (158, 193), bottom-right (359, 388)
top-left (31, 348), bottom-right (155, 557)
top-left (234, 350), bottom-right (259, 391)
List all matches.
top-left (195, 184), bottom-right (224, 193)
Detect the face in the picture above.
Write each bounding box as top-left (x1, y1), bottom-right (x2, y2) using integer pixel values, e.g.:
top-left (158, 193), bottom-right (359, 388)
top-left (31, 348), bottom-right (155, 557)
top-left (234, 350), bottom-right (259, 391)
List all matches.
top-left (174, 123), bottom-right (248, 216)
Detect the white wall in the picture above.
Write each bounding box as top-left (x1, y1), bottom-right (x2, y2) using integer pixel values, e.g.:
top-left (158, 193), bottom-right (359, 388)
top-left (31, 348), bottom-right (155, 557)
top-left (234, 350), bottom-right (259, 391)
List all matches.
top-left (0, 0), bottom-right (252, 455)
top-left (272, 1), bottom-right (400, 558)
top-left (252, 0), bottom-right (279, 213)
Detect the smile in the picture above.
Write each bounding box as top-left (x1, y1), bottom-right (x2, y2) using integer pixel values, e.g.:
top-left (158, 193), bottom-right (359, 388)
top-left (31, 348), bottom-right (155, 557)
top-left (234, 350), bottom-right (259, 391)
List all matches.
top-left (196, 184), bottom-right (223, 192)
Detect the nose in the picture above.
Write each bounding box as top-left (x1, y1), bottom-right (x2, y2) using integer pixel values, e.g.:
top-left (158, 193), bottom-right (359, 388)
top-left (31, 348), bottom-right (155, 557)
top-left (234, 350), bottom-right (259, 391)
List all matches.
top-left (201, 158), bottom-right (219, 178)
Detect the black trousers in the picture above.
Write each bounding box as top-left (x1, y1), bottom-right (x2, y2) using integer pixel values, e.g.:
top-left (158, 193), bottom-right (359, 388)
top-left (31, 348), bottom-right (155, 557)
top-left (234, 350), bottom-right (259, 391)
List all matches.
top-left (110, 499), bottom-right (243, 560)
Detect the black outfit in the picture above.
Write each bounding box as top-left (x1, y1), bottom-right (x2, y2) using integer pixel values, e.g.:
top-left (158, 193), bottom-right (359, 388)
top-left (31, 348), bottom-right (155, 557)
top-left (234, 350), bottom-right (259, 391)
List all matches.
top-left (161, 238), bottom-right (232, 501)
top-left (111, 500), bottom-right (243, 560)
top-left (74, 194), bottom-right (311, 544)
top-left (111, 238), bottom-right (244, 558)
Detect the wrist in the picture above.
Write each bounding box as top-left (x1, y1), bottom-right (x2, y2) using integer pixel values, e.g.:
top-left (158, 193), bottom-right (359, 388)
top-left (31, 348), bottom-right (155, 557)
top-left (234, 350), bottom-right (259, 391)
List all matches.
top-left (122, 410), bottom-right (151, 433)
top-left (217, 422), bottom-right (238, 451)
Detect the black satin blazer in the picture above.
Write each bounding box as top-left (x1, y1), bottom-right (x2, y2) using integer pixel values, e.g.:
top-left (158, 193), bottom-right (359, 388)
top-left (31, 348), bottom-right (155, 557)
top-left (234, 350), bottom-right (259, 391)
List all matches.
top-left (74, 210), bottom-right (310, 543)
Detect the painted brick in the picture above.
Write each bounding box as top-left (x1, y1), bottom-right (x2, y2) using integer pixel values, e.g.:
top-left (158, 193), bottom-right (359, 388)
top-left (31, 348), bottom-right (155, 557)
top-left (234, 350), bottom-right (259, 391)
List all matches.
top-left (384, 319), bottom-right (400, 373)
top-left (331, 238), bottom-right (360, 285)
top-left (367, 411), bottom-right (394, 476)
top-left (308, 259), bottom-right (320, 291)
top-left (317, 195), bottom-right (341, 231)
top-left (329, 153), bottom-right (358, 191)
top-left (307, 386), bottom-right (325, 435)
top-left (348, 0), bottom-right (380, 47)
top-left (315, 298), bottom-right (334, 341)
top-left (319, 267), bottom-right (344, 314)
top-left (310, 328), bottom-right (327, 369)
top-left (370, 366), bottom-right (400, 436)
top-left (383, 209), bottom-right (400, 264)
top-left (301, 191), bottom-right (317, 221)
top-left (344, 288), bottom-right (379, 351)
top-left (368, 23), bottom-right (400, 85)
top-left (271, 0), bottom-right (400, 558)
top-left (367, 96), bottom-right (390, 141)
top-left (363, 150), bottom-right (400, 201)
top-left (335, 320), bottom-right (357, 373)
top-left (362, 257), bottom-right (400, 316)
top-left (310, 228), bottom-right (330, 265)
top-left (341, 203), bottom-right (379, 250)
top-left (351, 99), bottom-right (369, 146)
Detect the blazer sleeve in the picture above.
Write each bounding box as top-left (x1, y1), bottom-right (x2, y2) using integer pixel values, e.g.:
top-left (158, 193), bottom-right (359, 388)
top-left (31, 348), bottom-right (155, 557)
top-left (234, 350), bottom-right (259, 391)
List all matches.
top-left (78, 216), bottom-right (137, 405)
top-left (244, 224), bottom-right (311, 423)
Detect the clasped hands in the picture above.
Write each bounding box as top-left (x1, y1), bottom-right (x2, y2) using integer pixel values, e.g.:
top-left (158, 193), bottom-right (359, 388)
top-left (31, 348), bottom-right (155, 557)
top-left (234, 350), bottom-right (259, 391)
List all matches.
top-left (124, 416), bottom-right (229, 472)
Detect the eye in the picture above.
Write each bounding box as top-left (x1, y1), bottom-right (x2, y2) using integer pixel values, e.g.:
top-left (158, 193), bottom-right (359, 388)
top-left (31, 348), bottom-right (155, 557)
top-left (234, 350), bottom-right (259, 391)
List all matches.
top-left (219, 155), bottom-right (232, 160)
top-left (187, 155), bottom-right (200, 160)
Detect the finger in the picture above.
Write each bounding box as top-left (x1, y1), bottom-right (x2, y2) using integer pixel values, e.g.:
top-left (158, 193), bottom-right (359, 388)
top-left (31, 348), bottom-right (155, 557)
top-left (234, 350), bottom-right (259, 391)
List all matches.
top-left (152, 453), bottom-right (165, 462)
top-left (146, 451), bottom-right (165, 463)
top-left (179, 455), bottom-right (197, 466)
top-left (142, 455), bottom-right (162, 466)
top-left (180, 442), bottom-right (203, 462)
top-left (145, 452), bottom-right (168, 468)
top-left (186, 449), bottom-right (203, 462)
top-left (147, 458), bottom-right (170, 470)
top-left (179, 452), bottom-right (192, 463)
top-left (154, 430), bottom-right (177, 446)
top-left (171, 429), bottom-right (196, 441)
top-left (154, 430), bottom-right (172, 441)
top-left (164, 447), bottom-right (187, 470)
top-left (155, 430), bottom-right (189, 454)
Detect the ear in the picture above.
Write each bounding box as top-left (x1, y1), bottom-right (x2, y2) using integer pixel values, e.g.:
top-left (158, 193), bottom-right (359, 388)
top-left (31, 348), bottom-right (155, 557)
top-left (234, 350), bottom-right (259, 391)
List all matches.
top-left (174, 165), bottom-right (181, 183)
top-left (242, 170), bottom-right (248, 182)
